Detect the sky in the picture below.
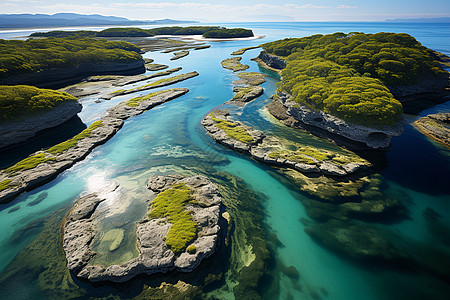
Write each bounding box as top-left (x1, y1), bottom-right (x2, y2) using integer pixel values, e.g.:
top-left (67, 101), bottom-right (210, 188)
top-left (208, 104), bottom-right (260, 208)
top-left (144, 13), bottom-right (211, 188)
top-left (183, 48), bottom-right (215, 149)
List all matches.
top-left (2, 0), bottom-right (450, 22)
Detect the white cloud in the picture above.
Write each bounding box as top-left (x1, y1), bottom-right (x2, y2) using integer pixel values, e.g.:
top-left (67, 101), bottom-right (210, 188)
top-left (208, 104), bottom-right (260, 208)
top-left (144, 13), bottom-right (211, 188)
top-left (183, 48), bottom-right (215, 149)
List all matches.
top-left (337, 5), bottom-right (357, 9)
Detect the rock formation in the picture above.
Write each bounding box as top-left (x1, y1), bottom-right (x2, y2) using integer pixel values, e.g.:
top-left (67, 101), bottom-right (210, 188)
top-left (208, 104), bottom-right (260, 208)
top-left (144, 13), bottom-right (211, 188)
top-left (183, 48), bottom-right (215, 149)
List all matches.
top-left (63, 175), bottom-right (224, 282)
top-left (415, 112), bottom-right (450, 147)
top-left (267, 93), bottom-right (404, 149)
top-left (0, 100), bottom-right (82, 149)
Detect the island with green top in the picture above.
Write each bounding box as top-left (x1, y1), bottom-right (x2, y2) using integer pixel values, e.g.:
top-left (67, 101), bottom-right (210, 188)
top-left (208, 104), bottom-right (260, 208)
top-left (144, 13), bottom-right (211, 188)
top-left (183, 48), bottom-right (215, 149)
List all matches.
top-left (258, 32), bottom-right (449, 149)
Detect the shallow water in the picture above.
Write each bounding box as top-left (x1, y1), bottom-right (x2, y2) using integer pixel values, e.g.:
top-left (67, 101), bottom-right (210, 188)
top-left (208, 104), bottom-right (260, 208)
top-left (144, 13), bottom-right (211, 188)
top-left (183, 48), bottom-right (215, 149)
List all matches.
top-left (0, 22), bottom-right (449, 299)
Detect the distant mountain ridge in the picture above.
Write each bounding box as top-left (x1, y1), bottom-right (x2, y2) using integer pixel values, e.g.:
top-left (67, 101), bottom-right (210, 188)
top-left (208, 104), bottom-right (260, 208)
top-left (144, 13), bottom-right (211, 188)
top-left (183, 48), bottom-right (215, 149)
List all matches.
top-left (385, 17), bottom-right (450, 23)
top-left (0, 13), bottom-right (196, 28)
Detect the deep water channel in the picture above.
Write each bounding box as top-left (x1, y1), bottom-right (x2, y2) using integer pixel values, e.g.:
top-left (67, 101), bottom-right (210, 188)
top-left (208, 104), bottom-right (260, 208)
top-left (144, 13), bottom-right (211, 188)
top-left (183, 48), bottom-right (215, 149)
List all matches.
top-left (0, 22), bottom-right (449, 299)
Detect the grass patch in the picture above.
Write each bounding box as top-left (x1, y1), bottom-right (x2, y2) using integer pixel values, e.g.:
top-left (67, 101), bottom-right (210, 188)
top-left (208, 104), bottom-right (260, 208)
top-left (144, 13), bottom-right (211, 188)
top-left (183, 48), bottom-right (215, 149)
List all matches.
top-left (187, 245), bottom-right (197, 254)
top-left (126, 90), bottom-right (173, 107)
top-left (149, 183), bottom-right (197, 253)
top-left (111, 89), bottom-right (126, 94)
top-left (6, 153), bottom-right (55, 173)
top-left (211, 114), bottom-right (254, 143)
top-left (0, 179), bottom-right (12, 191)
top-left (47, 121), bottom-right (103, 154)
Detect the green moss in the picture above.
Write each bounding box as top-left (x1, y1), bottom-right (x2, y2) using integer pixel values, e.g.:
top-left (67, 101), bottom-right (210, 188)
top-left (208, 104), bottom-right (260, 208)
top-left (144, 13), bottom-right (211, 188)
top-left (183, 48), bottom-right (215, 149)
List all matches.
top-left (47, 121), bottom-right (103, 154)
top-left (111, 89), bottom-right (126, 94)
top-left (211, 114), bottom-right (254, 143)
top-left (269, 147), bottom-right (334, 165)
top-left (186, 245), bottom-right (197, 254)
top-left (232, 87), bottom-right (253, 100)
top-left (126, 89), bottom-right (174, 107)
top-left (148, 183), bottom-right (197, 253)
top-left (6, 153), bottom-right (55, 173)
top-left (221, 57), bottom-right (249, 72)
top-left (0, 179), bottom-right (12, 191)
top-left (0, 85), bottom-right (77, 121)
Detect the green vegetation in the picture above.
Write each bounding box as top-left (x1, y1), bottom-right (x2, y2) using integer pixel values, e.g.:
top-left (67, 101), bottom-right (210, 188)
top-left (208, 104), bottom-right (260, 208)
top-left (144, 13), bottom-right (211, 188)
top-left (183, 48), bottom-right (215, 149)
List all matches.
top-left (231, 46), bottom-right (261, 55)
top-left (126, 89), bottom-right (174, 107)
top-left (269, 145), bottom-right (368, 165)
top-left (186, 245), bottom-right (197, 254)
top-left (0, 85), bottom-right (77, 121)
top-left (203, 28), bottom-right (254, 39)
top-left (30, 26), bottom-right (223, 38)
top-left (0, 179), bottom-right (12, 191)
top-left (148, 183), bottom-right (197, 253)
top-left (211, 114), bottom-right (254, 143)
top-left (221, 57), bottom-right (250, 72)
top-left (47, 121), bottom-right (103, 154)
top-left (232, 87), bottom-right (254, 100)
top-left (0, 37), bottom-right (142, 79)
top-left (6, 153), bottom-right (55, 173)
top-left (262, 32), bottom-right (448, 126)
top-left (96, 27), bottom-right (153, 37)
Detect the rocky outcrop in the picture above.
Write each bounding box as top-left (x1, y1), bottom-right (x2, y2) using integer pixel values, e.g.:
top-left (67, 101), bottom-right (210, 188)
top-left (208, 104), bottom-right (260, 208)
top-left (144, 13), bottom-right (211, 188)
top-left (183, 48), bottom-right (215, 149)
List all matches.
top-left (201, 111), bottom-right (370, 177)
top-left (387, 74), bottom-right (450, 101)
top-left (0, 100), bottom-right (82, 149)
top-left (0, 88), bottom-right (189, 204)
top-left (414, 112), bottom-right (450, 147)
top-left (0, 60), bottom-right (145, 88)
top-left (268, 93), bottom-right (404, 149)
top-left (228, 86), bottom-right (264, 106)
top-left (255, 51), bottom-right (286, 70)
top-left (63, 175), bottom-right (224, 282)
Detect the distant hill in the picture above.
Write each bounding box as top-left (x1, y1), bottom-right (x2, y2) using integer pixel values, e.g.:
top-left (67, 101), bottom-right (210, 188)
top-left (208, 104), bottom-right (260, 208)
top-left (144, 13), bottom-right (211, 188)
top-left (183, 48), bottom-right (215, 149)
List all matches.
top-left (0, 13), bottom-right (196, 28)
top-left (385, 17), bottom-right (450, 23)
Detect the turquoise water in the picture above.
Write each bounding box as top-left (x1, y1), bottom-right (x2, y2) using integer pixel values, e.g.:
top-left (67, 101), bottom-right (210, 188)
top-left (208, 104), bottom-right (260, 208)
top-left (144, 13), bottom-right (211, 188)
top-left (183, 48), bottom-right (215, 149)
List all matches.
top-left (0, 22), bottom-right (449, 299)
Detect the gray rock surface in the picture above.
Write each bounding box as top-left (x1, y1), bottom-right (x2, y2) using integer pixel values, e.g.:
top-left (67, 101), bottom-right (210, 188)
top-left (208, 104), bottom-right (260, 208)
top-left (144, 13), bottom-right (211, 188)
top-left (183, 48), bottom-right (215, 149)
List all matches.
top-left (414, 112), bottom-right (450, 147)
top-left (268, 93), bottom-right (404, 149)
top-left (0, 88), bottom-right (189, 204)
top-left (0, 100), bottom-right (82, 149)
top-left (63, 175), bottom-right (224, 282)
top-left (228, 86), bottom-right (264, 106)
top-left (256, 51), bottom-right (286, 70)
top-left (201, 111), bottom-right (369, 177)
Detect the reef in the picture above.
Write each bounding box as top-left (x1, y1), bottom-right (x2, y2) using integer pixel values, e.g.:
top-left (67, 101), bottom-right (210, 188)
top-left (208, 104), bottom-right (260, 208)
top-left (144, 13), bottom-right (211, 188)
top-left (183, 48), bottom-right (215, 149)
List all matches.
top-left (414, 112), bottom-right (450, 147)
top-left (63, 175), bottom-right (224, 282)
top-left (171, 50), bottom-right (190, 60)
top-left (202, 110), bottom-right (370, 177)
top-left (0, 88), bottom-right (189, 204)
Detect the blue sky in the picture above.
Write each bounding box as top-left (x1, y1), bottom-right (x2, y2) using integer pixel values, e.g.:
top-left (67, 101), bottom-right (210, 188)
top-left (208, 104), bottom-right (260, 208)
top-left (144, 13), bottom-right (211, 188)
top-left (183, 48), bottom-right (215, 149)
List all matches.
top-left (2, 0), bottom-right (450, 22)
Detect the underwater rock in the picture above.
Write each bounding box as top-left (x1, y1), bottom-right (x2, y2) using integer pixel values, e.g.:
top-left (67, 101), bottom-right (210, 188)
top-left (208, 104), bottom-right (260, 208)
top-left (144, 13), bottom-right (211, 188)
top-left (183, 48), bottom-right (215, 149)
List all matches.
top-left (304, 219), bottom-right (410, 263)
top-left (63, 175), bottom-right (224, 282)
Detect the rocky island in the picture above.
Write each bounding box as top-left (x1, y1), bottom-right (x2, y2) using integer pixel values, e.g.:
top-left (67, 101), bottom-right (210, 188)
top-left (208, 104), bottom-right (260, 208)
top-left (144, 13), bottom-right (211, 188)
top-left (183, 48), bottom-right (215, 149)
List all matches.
top-left (63, 175), bottom-right (224, 282)
top-left (257, 32), bottom-right (450, 149)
